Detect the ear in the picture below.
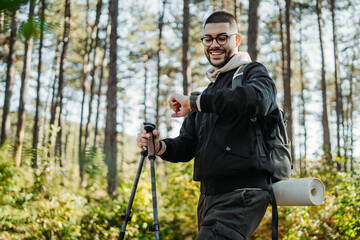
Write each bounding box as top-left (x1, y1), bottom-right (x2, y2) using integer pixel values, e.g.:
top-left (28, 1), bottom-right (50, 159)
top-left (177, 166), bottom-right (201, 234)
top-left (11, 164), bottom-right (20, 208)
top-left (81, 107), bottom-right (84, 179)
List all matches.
top-left (236, 34), bottom-right (242, 47)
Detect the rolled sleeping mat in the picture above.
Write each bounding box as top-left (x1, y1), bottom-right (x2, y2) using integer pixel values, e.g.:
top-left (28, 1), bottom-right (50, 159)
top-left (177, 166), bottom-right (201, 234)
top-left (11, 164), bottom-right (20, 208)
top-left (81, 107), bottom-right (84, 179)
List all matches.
top-left (272, 177), bottom-right (325, 206)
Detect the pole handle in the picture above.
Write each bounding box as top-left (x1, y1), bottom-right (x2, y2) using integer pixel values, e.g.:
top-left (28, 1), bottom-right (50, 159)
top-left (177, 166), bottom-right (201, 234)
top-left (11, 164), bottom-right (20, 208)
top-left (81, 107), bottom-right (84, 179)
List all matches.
top-left (143, 122), bottom-right (156, 157)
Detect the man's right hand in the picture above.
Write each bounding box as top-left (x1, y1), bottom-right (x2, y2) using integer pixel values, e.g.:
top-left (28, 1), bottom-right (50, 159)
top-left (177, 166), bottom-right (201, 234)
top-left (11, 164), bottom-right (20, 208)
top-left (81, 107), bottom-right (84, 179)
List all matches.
top-left (137, 128), bottom-right (161, 152)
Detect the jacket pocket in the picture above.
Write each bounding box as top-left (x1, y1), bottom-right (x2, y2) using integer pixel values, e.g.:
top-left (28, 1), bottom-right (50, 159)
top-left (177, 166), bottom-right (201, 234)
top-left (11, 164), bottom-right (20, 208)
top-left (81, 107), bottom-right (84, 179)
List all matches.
top-left (211, 128), bottom-right (251, 159)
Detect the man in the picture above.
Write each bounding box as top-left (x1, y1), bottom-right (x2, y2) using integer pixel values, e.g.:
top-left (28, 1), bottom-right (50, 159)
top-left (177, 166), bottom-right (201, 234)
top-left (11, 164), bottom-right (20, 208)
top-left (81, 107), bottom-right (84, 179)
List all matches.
top-left (137, 11), bottom-right (277, 239)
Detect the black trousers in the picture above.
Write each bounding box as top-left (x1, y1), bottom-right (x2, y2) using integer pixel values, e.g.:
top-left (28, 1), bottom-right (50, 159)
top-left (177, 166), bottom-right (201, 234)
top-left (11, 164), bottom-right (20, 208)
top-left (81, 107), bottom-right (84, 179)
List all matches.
top-left (196, 189), bottom-right (270, 240)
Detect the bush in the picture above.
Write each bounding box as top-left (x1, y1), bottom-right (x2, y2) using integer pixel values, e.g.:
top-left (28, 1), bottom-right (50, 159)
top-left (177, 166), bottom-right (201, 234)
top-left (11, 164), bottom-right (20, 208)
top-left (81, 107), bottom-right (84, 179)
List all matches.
top-left (0, 144), bottom-right (359, 240)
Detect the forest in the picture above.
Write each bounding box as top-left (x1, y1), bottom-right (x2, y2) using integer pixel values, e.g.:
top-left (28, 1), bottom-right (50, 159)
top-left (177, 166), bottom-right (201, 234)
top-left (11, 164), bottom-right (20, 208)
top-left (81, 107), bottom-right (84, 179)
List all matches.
top-left (0, 0), bottom-right (359, 239)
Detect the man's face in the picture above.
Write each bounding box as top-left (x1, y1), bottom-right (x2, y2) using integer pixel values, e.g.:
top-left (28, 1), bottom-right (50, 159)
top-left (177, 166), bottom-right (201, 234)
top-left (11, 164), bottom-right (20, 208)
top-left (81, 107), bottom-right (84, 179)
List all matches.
top-left (203, 22), bottom-right (240, 69)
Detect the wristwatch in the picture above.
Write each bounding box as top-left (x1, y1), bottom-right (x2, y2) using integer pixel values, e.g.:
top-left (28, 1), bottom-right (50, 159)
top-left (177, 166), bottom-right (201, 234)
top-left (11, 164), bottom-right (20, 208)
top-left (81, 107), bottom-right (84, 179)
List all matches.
top-left (190, 92), bottom-right (201, 112)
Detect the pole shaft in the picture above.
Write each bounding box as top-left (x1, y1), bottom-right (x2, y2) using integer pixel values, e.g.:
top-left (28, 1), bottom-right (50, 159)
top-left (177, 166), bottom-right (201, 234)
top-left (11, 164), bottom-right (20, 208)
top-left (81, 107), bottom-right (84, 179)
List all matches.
top-left (119, 152), bottom-right (146, 240)
top-left (149, 156), bottom-right (160, 239)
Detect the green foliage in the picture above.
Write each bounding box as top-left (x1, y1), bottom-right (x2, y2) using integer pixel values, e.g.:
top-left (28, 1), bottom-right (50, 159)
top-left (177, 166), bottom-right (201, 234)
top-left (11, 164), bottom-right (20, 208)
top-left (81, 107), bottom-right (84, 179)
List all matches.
top-left (0, 151), bottom-right (16, 194)
top-left (0, 148), bottom-right (85, 239)
top-left (0, 143), bottom-right (359, 239)
top-left (27, 193), bottom-right (85, 239)
top-left (86, 148), bottom-right (106, 180)
top-left (250, 164), bottom-right (360, 240)
top-left (19, 17), bottom-right (38, 40)
top-left (0, 0), bottom-right (29, 12)
top-left (158, 162), bottom-right (199, 240)
top-left (79, 197), bottom-right (124, 239)
top-left (333, 172), bottom-right (360, 239)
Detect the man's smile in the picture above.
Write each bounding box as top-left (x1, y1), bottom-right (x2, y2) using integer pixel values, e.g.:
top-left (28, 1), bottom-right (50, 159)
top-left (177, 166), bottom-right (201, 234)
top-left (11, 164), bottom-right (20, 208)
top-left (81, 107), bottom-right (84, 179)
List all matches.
top-left (208, 49), bottom-right (225, 58)
top-left (209, 49), bottom-right (225, 54)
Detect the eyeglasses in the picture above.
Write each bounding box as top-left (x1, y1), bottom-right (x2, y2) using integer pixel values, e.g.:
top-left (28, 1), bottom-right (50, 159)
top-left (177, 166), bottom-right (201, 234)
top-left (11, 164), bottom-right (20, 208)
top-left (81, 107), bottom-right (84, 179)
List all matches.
top-left (200, 33), bottom-right (238, 46)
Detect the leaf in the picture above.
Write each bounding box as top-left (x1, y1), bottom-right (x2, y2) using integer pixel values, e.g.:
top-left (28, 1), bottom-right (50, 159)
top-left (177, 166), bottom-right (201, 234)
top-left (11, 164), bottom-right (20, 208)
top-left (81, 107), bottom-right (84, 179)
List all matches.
top-left (0, 0), bottom-right (29, 11)
top-left (19, 18), bottom-right (38, 40)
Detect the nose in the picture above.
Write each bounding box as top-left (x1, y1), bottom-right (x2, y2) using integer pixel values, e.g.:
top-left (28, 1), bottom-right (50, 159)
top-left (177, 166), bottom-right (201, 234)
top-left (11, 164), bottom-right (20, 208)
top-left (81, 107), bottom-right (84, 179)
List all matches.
top-left (210, 38), bottom-right (220, 47)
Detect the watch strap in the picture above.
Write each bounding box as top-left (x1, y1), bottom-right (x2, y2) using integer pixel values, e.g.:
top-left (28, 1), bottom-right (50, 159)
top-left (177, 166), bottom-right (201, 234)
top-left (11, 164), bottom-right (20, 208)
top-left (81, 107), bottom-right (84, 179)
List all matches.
top-left (190, 92), bottom-right (201, 112)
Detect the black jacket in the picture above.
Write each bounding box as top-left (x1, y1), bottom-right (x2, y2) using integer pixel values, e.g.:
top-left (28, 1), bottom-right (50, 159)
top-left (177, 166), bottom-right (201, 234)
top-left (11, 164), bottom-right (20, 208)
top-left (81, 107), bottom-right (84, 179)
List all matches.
top-left (161, 62), bottom-right (277, 194)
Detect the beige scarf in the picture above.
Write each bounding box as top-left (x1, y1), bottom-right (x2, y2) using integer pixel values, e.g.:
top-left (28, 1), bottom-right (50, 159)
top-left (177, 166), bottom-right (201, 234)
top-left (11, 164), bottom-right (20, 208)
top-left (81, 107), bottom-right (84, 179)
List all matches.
top-left (205, 52), bottom-right (252, 83)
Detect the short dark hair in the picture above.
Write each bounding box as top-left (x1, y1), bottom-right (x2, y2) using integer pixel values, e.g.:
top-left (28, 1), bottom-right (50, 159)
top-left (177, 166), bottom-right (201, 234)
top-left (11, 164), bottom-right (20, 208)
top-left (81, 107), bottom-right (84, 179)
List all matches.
top-left (204, 11), bottom-right (237, 29)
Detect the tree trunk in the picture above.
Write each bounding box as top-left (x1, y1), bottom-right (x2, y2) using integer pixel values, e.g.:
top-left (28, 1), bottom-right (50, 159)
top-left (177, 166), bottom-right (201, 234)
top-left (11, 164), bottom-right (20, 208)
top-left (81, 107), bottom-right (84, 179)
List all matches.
top-left (0, 11), bottom-right (4, 33)
top-left (155, 0), bottom-right (166, 127)
top-left (348, 54), bottom-right (355, 171)
top-left (247, 0), bottom-right (260, 61)
top-left (298, 7), bottom-right (307, 175)
top-left (43, 38), bottom-right (61, 157)
top-left (14, 0), bottom-right (36, 167)
top-left (84, 0), bottom-right (103, 154)
top-left (32, 0), bottom-right (46, 169)
top-left (94, 22), bottom-right (111, 149)
top-left (316, 0), bottom-right (332, 162)
top-left (50, 39), bottom-right (61, 126)
top-left (119, 94), bottom-right (128, 173)
top-left (53, 0), bottom-right (71, 167)
top-left (277, 0), bottom-right (286, 92)
top-left (284, 0), bottom-right (295, 161)
top-left (234, 0), bottom-right (240, 29)
top-left (55, 99), bottom-right (65, 168)
top-left (1, 9), bottom-right (18, 146)
top-left (330, 0), bottom-right (343, 170)
top-left (141, 55), bottom-right (148, 122)
top-left (105, 0), bottom-right (119, 196)
top-left (79, 0), bottom-right (92, 186)
top-left (182, 0), bottom-right (191, 95)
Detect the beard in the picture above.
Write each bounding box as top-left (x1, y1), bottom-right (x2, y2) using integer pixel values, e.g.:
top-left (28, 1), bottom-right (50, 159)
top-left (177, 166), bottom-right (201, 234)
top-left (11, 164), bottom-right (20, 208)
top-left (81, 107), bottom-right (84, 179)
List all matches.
top-left (205, 48), bottom-right (234, 68)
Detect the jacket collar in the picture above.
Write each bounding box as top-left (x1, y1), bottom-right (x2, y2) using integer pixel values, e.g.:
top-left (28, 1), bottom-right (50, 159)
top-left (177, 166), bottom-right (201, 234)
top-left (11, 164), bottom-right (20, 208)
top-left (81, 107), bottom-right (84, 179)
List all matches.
top-left (205, 52), bottom-right (252, 83)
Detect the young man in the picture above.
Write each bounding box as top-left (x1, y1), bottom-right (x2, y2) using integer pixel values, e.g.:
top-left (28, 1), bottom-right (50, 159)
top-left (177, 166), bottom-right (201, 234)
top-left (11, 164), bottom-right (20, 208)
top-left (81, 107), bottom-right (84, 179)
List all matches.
top-left (137, 11), bottom-right (277, 239)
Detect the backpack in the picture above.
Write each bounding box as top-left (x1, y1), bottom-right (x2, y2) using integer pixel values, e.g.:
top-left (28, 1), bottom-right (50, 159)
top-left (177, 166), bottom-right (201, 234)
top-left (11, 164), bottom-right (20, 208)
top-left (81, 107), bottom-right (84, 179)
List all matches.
top-left (232, 63), bottom-right (293, 240)
top-left (232, 64), bottom-right (293, 182)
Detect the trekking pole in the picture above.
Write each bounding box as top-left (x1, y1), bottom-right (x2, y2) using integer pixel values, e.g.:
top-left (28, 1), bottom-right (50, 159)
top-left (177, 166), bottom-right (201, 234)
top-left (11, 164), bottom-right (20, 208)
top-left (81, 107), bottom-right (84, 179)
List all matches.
top-left (144, 122), bottom-right (160, 240)
top-left (118, 122), bottom-right (160, 240)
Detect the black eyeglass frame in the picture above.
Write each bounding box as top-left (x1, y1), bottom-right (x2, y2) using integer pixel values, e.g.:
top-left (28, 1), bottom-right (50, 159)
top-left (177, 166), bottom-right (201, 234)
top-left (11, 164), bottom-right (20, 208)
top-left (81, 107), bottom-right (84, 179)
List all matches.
top-left (200, 33), bottom-right (238, 46)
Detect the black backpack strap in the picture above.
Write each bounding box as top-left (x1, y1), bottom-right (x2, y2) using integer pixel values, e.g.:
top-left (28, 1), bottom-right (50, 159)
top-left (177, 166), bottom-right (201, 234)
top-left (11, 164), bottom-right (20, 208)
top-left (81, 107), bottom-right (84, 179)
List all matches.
top-left (269, 178), bottom-right (279, 240)
top-left (232, 64), bottom-right (247, 89)
top-left (251, 118), bottom-right (266, 157)
top-left (232, 64), bottom-right (266, 157)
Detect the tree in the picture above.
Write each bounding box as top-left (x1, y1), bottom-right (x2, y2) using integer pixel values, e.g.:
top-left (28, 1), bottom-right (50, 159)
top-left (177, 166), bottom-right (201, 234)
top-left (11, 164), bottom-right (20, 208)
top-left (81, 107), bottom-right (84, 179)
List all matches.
top-left (247, 0), bottom-right (260, 61)
top-left (182, 0), bottom-right (191, 95)
top-left (142, 55), bottom-right (149, 122)
top-left (155, 0), bottom-right (166, 128)
top-left (1, 9), bottom-right (18, 146)
top-left (48, 38), bottom-right (62, 160)
top-left (78, 0), bottom-right (92, 186)
top-left (347, 53), bottom-right (356, 171)
top-left (296, 3), bottom-right (308, 175)
top-left (32, 0), bottom-right (46, 168)
top-left (94, 21), bottom-right (111, 149)
top-left (14, 0), bottom-right (36, 166)
top-left (84, 0), bottom-right (103, 153)
top-left (104, 0), bottom-right (118, 196)
top-left (329, 0), bottom-right (344, 170)
top-left (276, 0), bottom-right (286, 92)
top-left (83, 0), bottom-right (103, 183)
top-left (284, 0), bottom-right (295, 160)
top-left (51, 0), bottom-right (71, 168)
top-left (316, 0), bottom-right (332, 162)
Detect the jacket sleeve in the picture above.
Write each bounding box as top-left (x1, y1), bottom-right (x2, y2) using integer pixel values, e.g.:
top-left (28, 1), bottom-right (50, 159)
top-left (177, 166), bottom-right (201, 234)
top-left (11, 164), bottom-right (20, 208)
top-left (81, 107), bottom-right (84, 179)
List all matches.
top-left (200, 62), bottom-right (277, 118)
top-left (160, 111), bottom-right (197, 163)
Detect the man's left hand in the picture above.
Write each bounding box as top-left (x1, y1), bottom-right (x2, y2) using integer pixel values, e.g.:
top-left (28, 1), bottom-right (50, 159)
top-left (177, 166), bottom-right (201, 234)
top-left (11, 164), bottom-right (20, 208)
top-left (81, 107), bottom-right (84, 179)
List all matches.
top-left (168, 93), bottom-right (191, 118)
